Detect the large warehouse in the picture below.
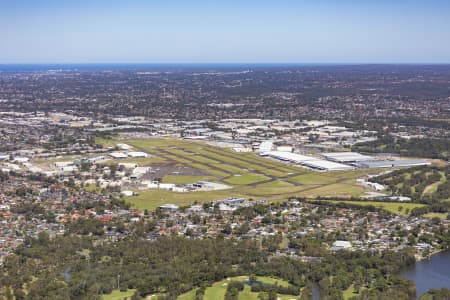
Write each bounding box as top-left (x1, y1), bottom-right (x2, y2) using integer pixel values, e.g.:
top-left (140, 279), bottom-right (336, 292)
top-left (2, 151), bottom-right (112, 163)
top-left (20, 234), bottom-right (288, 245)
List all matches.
top-left (262, 151), bottom-right (354, 171)
top-left (321, 152), bottom-right (374, 163)
top-left (356, 159), bottom-right (431, 169)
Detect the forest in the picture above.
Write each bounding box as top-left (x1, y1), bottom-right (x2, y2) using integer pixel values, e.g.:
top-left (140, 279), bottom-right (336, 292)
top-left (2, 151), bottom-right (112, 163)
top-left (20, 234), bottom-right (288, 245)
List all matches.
top-left (0, 234), bottom-right (418, 300)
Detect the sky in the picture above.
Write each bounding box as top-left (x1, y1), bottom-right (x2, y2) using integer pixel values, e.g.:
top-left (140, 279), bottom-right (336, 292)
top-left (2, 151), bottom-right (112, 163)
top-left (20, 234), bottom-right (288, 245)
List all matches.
top-left (1, 0), bottom-right (450, 64)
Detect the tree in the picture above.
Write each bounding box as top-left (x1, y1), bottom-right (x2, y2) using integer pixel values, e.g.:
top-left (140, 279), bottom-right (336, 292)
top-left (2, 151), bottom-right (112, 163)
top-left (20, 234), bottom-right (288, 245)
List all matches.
top-left (268, 290), bottom-right (277, 300)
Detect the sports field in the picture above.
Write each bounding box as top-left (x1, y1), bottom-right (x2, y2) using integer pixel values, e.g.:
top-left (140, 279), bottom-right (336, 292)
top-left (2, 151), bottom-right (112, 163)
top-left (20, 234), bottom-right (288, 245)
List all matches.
top-left (97, 137), bottom-right (380, 210)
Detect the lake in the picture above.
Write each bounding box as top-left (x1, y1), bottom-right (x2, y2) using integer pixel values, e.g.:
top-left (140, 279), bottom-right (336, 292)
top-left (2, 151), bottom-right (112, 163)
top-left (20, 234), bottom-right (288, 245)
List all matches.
top-left (311, 250), bottom-right (450, 300)
top-left (401, 250), bottom-right (450, 298)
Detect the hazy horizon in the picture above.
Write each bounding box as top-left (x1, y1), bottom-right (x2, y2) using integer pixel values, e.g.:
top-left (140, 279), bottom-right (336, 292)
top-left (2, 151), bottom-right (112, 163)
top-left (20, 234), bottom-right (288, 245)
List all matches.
top-left (2, 0), bottom-right (450, 64)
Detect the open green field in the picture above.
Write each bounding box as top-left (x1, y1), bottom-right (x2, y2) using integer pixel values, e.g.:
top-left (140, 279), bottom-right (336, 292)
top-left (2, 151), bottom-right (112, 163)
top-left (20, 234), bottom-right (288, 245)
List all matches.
top-left (177, 276), bottom-right (299, 300)
top-left (129, 189), bottom-right (242, 210)
top-left (225, 173), bottom-right (270, 185)
top-left (102, 289), bottom-right (136, 300)
top-left (289, 173), bottom-right (338, 185)
top-left (423, 212), bottom-right (448, 220)
top-left (343, 284), bottom-right (368, 300)
top-left (315, 199), bottom-right (426, 215)
top-left (95, 137), bottom-right (387, 210)
top-left (257, 180), bottom-right (293, 187)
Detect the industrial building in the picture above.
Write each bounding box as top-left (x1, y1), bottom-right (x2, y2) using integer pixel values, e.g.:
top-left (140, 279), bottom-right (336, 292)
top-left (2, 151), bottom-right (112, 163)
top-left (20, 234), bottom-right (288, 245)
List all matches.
top-left (262, 151), bottom-right (354, 171)
top-left (321, 152), bottom-right (374, 163)
top-left (127, 151), bottom-right (148, 158)
top-left (356, 159), bottom-right (431, 169)
top-left (258, 140), bottom-right (274, 153)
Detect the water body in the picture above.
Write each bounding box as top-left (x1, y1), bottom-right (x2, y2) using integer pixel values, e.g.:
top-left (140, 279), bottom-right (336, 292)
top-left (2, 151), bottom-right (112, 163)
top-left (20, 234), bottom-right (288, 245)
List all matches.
top-left (312, 283), bottom-right (320, 300)
top-left (401, 250), bottom-right (450, 298)
top-left (311, 251), bottom-right (450, 300)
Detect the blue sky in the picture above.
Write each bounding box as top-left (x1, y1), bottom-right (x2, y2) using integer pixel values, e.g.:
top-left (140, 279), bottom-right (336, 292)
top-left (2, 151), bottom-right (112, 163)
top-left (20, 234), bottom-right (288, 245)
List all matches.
top-left (1, 0), bottom-right (450, 63)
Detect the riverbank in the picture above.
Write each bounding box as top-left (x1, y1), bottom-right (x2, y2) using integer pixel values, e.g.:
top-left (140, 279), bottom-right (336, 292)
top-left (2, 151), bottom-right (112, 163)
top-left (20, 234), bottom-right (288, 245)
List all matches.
top-left (402, 249), bottom-right (450, 298)
top-left (415, 248), bottom-right (447, 262)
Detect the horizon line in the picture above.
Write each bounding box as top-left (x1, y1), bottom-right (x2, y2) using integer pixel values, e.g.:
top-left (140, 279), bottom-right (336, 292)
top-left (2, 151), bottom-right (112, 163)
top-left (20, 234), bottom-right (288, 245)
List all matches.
top-left (1, 61), bottom-right (450, 66)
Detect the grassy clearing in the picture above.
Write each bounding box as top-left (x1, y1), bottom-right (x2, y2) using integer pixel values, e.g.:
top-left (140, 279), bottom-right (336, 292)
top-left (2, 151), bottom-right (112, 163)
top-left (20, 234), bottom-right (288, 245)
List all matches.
top-left (225, 173), bottom-right (270, 185)
top-left (190, 163), bottom-right (229, 177)
top-left (102, 289), bottom-right (136, 300)
top-left (256, 180), bottom-right (293, 187)
top-left (95, 137), bottom-right (118, 148)
top-left (238, 285), bottom-right (296, 300)
top-left (288, 173), bottom-right (337, 185)
top-left (126, 189), bottom-right (240, 210)
top-left (238, 186), bottom-right (307, 197)
top-left (177, 276), bottom-right (295, 300)
top-left (152, 151), bottom-right (193, 165)
top-left (329, 169), bottom-right (385, 179)
top-left (423, 212), bottom-right (448, 220)
top-left (83, 185), bottom-right (101, 193)
top-left (176, 290), bottom-right (196, 300)
top-left (298, 184), bottom-right (365, 198)
top-left (196, 148), bottom-right (289, 177)
top-left (343, 284), bottom-right (368, 300)
top-left (316, 200), bottom-right (426, 215)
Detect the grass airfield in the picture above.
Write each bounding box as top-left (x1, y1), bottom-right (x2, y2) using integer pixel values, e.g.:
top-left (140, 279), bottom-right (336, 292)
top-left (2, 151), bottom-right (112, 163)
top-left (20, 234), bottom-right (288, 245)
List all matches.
top-left (96, 137), bottom-right (379, 210)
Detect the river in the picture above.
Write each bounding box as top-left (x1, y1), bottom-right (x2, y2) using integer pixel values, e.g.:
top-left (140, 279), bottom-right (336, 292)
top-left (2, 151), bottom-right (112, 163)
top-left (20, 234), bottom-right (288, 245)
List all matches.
top-left (401, 250), bottom-right (450, 299)
top-left (310, 250), bottom-right (450, 300)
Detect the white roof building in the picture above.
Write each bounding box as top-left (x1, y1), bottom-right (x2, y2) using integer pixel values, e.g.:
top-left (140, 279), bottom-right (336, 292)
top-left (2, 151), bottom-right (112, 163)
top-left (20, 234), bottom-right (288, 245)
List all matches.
top-left (109, 152), bottom-right (128, 159)
top-left (159, 183), bottom-right (176, 190)
top-left (127, 151), bottom-right (148, 158)
top-left (159, 204), bottom-right (179, 211)
top-left (322, 152), bottom-right (374, 163)
top-left (116, 143), bottom-right (131, 150)
top-left (121, 190), bottom-right (134, 197)
top-left (258, 140), bottom-right (274, 153)
top-left (13, 157), bottom-right (30, 163)
top-left (133, 167), bottom-right (150, 175)
top-left (277, 146), bottom-right (293, 152)
top-left (331, 240), bottom-right (352, 251)
top-left (263, 151), bottom-right (354, 171)
top-left (55, 161), bottom-right (74, 168)
top-left (61, 166), bottom-right (78, 172)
